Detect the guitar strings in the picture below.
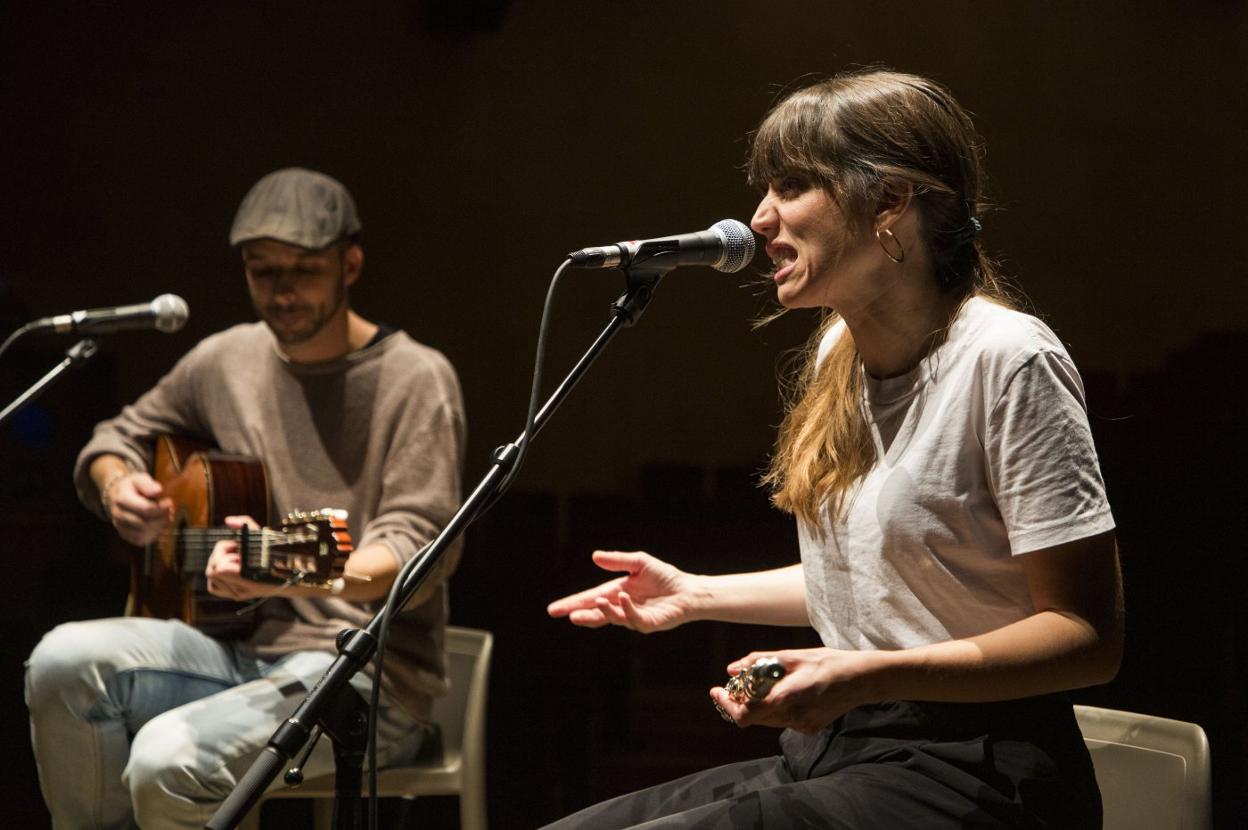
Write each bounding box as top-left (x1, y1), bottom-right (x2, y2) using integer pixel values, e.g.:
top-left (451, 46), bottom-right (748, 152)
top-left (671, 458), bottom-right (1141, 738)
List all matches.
top-left (158, 528), bottom-right (327, 573)
top-left (152, 525), bottom-right (348, 593)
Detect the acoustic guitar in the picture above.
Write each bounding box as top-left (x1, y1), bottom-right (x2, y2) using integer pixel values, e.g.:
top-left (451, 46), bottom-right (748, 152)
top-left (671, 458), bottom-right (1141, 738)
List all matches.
top-left (126, 434), bottom-right (352, 639)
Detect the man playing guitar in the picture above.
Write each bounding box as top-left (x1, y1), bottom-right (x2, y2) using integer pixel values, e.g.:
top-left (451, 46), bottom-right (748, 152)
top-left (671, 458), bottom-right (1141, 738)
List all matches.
top-left (25, 168), bottom-right (466, 830)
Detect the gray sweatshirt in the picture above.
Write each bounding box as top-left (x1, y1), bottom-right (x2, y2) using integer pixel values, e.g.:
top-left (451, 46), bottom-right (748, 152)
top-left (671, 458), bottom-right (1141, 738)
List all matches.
top-left (74, 322), bottom-right (466, 722)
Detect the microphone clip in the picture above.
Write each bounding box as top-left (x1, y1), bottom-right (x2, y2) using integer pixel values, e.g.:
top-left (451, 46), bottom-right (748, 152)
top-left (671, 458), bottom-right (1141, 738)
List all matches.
top-left (612, 266), bottom-right (665, 326)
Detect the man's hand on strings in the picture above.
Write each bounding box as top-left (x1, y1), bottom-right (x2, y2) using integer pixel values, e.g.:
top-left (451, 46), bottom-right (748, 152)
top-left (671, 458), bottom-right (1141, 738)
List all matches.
top-left (205, 515), bottom-right (270, 600)
top-left (104, 471), bottom-right (173, 547)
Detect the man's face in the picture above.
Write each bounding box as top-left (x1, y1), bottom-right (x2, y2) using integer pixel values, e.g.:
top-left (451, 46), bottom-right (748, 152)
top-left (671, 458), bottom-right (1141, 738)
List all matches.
top-left (242, 239), bottom-right (357, 346)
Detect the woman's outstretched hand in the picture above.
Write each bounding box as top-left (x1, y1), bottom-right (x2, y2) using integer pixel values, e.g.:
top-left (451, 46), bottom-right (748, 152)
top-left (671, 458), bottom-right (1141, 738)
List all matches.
top-left (547, 550), bottom-right (699, 633)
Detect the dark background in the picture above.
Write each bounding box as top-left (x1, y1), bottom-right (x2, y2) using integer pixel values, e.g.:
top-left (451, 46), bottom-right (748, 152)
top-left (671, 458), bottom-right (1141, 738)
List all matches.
top-left (2, 1), bottom-right (1245, 827)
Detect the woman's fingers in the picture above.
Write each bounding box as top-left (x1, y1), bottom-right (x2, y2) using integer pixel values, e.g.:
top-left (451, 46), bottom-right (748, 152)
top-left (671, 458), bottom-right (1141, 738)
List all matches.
top-left (589, 550), bottom-right (649, 573)
top-left (726, 651), bottom-right (770, 675)
top-left (549, 550), bottom-right (678, 628)
top-left (595, 596), bottom-right (631, 627)
top-left (547, 576), bottom-right (625, 617)
top-left (618, 592), bottom-right (653, 631)
top-left (567, 608), bottom-right (609, 628)
top-left (709, 687), bottom-right (749, 726)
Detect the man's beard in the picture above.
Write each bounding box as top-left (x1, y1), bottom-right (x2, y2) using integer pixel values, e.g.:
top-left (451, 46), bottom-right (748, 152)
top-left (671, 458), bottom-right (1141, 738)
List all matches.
top-left (258, 277), bottom-right (347, 345)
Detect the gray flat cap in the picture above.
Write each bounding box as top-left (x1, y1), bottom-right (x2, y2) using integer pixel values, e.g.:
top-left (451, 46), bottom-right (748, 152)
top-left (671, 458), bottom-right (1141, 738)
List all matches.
top-left (229, 167), bottom-right (361, 249)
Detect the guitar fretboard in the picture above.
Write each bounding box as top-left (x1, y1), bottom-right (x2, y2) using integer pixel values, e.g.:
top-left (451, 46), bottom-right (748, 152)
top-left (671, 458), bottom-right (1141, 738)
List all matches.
top-left (165, 528), bottom-right (320, 576)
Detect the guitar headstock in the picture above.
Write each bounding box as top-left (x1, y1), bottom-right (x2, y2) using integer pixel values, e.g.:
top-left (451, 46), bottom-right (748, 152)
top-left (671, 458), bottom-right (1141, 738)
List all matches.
top-left (252, 508), bottom-right (352, 588)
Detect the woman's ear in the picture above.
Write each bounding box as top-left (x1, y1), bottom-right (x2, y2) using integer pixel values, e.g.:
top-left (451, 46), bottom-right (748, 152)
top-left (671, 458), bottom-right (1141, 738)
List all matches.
top-left (874, 177), bottom-right (915, 230)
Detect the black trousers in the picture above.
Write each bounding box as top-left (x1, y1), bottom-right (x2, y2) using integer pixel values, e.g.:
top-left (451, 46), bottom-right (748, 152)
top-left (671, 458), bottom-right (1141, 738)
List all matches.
top-left (542, 695), bottom-right (1101, 829)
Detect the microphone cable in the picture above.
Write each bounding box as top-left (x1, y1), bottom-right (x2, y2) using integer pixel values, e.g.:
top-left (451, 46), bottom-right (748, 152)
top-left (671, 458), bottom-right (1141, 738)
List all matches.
top-left (364, 257), bottom-right (575, 830)
top-left (0, 323), bottom-right (36, 363)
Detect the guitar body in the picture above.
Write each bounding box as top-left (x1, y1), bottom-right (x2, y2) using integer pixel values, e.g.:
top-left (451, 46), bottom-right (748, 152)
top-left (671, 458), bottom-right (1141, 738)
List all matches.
top-left (129, 435), bottom-right (271, 639)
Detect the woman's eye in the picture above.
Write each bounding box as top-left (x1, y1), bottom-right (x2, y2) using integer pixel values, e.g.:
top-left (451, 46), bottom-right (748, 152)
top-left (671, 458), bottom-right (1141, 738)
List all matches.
top-left (777, 176), bottom-right (805, 196)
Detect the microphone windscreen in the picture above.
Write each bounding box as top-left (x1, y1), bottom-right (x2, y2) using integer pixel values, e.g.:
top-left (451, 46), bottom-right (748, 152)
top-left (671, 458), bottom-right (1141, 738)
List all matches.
top-left (153, 294), bottom-right (190, 333)
top-left (711, 219), bottom-right (756, 273)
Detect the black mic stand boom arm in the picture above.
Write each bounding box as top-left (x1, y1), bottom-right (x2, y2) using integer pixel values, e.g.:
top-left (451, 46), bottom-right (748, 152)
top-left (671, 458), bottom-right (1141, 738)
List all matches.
top-left (206, 267), bottom-right (668, 829)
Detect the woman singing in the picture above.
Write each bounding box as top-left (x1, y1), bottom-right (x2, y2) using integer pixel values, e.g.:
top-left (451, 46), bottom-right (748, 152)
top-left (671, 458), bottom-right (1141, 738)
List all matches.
top-left (545, 69), bottom-right (1122, 829)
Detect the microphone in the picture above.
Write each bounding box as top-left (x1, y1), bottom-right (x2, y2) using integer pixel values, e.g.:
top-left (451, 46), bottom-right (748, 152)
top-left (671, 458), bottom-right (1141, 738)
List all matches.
top-left (30, 294), bottom-right (190, 335)
top-left (568, 219), bottom-right (756, 273)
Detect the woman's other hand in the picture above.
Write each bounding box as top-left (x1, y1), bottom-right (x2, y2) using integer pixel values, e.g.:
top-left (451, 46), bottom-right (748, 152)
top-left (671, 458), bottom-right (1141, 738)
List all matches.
top-left (710, 647), bottom-right (883, 734)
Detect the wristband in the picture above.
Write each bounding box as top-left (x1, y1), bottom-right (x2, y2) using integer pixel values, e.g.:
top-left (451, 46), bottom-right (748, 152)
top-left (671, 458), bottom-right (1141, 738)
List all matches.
top-left (99, 469), bottom-right (133, 514)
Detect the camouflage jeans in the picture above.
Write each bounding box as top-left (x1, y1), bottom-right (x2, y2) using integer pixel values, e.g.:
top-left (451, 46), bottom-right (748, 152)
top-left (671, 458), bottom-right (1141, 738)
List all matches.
top-left (542, 695), bottom-right (1100, 829)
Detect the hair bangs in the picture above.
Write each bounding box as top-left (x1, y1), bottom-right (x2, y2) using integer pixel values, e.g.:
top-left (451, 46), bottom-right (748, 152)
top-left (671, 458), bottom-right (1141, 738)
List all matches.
top-left (747, 91), bottom-right (843, 192)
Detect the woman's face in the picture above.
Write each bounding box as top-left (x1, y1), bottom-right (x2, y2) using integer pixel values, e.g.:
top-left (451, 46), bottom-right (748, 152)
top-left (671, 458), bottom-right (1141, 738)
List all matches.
top-left (751, 175), bottom-right (879, 311)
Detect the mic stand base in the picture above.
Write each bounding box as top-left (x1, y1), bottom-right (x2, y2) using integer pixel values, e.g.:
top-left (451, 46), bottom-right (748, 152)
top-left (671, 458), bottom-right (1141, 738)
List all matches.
top-left (321, 678), bottom-right (370, 830)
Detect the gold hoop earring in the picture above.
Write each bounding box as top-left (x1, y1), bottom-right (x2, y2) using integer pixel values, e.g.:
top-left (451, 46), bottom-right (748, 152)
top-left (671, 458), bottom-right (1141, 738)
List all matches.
top-left (876, 228), bottom-right (905, 264)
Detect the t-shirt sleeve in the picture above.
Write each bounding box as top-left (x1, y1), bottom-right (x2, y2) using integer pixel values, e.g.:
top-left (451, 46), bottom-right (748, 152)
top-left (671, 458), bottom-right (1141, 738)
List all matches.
top-left (985, 349), bottom-right (1115, 555)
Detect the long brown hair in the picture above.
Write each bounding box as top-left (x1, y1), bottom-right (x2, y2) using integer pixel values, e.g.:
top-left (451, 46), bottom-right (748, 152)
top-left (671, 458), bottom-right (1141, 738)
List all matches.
top-left (752, 69), bottom-right (1017, 529)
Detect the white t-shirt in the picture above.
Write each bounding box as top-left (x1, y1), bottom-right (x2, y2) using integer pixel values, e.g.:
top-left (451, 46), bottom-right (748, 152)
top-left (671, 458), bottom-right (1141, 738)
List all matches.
top-left (800, 297), bottom-right (1115, 651)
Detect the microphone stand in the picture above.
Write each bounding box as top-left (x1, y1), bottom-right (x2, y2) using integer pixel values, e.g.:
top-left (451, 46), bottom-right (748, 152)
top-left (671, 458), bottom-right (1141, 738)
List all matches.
top-left (0, 338), bottom-right (99, 429)
top-left (206, 265), bottom-right (670, 829)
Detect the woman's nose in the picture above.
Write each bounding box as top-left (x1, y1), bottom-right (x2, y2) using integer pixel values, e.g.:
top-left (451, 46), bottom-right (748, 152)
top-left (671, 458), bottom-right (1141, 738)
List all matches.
top-left (751, 192), bottom-right (777, 238)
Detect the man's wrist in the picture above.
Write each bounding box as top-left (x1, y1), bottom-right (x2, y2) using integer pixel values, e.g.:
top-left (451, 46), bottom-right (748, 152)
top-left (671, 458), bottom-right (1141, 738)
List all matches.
top-left (99, 467), bottom-right (134, 514)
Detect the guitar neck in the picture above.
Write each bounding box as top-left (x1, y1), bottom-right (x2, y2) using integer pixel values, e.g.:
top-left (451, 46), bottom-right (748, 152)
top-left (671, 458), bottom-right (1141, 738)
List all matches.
top-left (171, 527), bottom-right (309, 577)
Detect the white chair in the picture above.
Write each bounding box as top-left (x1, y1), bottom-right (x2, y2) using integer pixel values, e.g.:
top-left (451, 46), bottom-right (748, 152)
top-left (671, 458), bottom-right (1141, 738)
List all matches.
top-left (241, 626), bottom-right (493, 830)
top-left (1074, 704), bottom-right (1211, 830)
